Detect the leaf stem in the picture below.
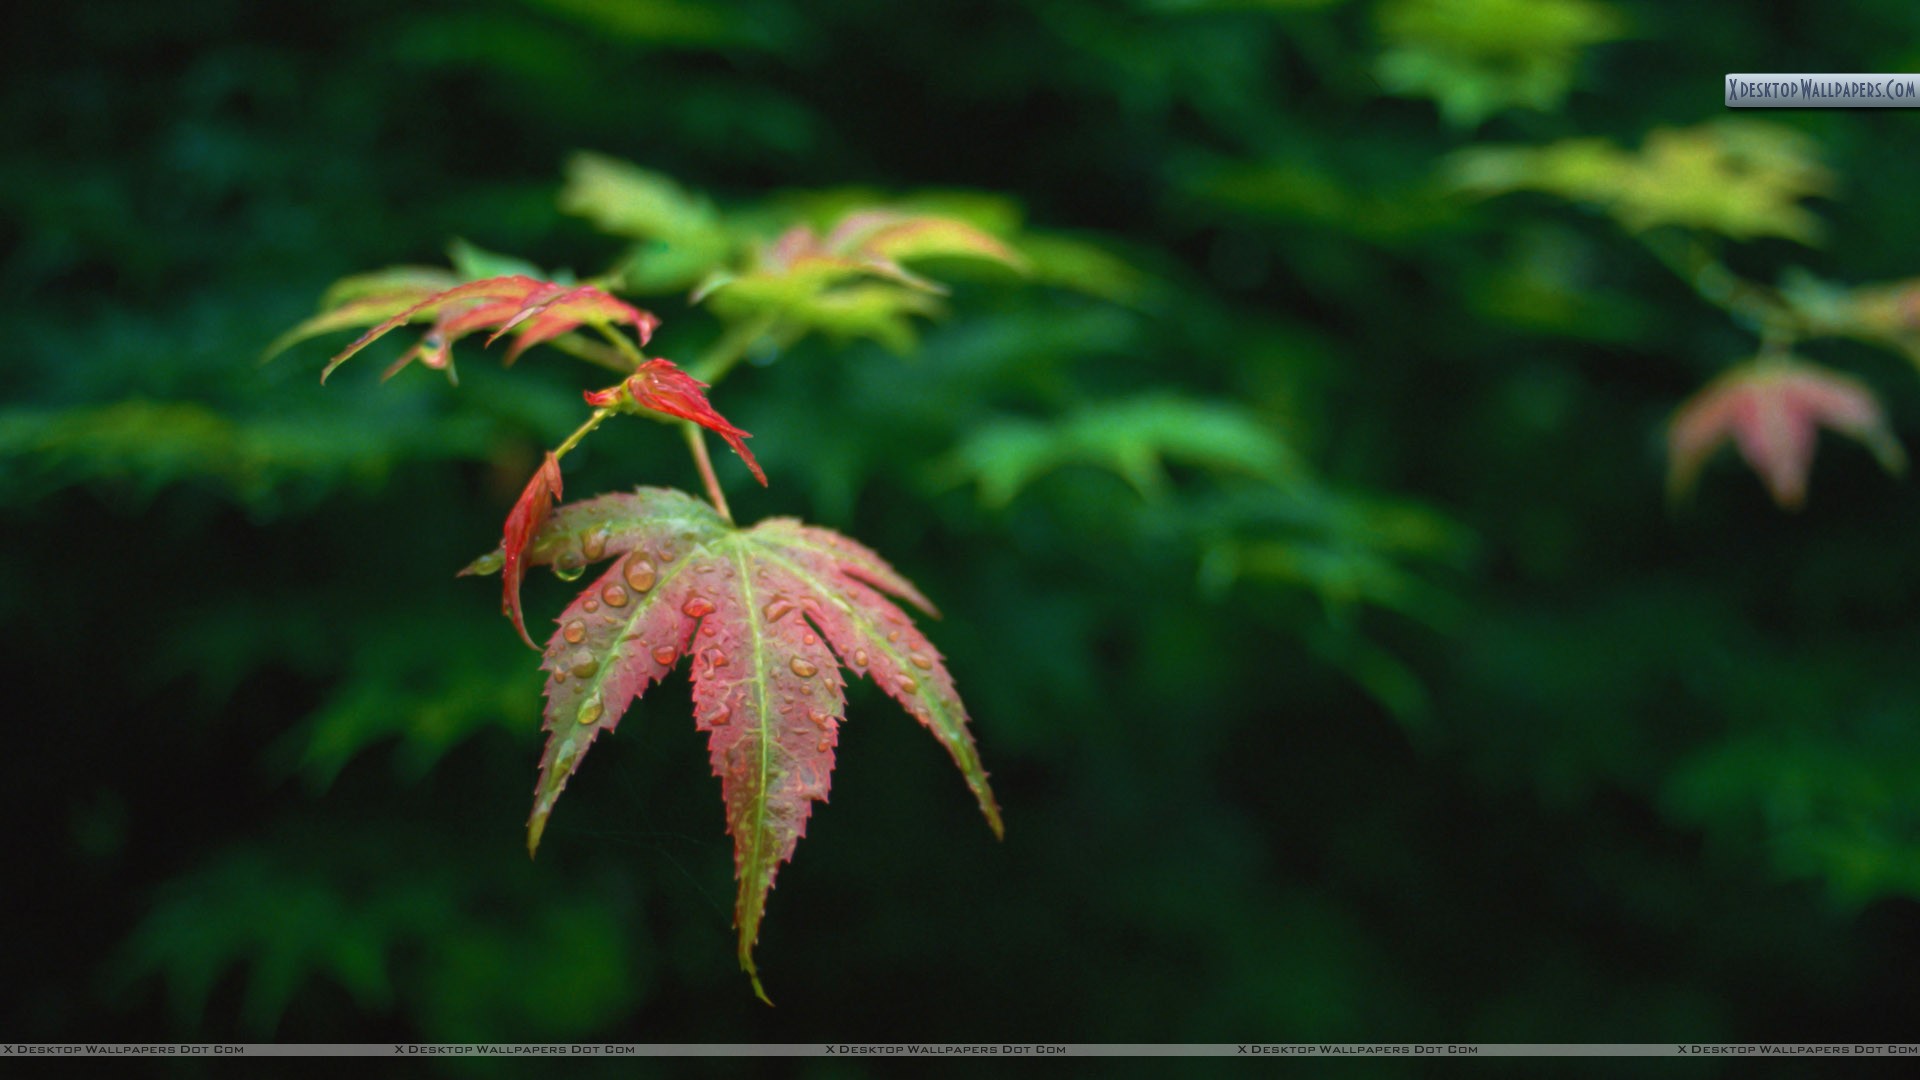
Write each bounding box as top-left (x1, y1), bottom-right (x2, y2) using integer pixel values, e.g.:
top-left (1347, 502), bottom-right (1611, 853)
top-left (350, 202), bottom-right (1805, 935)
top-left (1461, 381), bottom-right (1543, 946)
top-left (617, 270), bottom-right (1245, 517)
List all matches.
top-left (593, 323), bottom-right (647, 369)
top-left (683, 421), bottom-right (734, 523)
top-left (1638, 231), bottom-right (1805, 345)
top-left (554, 408), bottom-right (614, 461)
top-left (544, 332), bottom-right (637, 375)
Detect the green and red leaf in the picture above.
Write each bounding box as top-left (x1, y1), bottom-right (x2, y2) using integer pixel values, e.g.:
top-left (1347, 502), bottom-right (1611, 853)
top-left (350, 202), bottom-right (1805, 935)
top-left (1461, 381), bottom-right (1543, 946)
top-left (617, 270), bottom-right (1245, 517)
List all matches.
top-left (467, 489), bottom-right (1000, 1003)
top-left (319, 276), bottom-right (660, 382)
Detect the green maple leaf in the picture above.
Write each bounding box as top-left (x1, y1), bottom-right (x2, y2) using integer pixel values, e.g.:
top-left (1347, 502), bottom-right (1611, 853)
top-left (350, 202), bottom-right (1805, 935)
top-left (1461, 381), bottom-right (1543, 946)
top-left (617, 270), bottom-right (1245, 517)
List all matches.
top-left (466, 488), bottom-right (1001, 1003)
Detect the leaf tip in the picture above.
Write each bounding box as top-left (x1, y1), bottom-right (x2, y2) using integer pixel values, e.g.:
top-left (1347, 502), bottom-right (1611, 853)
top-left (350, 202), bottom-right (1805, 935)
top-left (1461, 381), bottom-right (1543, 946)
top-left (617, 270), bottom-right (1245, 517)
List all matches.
top-left (458, 550), bottom-right (504, 577)
top-left (742, 953), bottom-right (774, 1006)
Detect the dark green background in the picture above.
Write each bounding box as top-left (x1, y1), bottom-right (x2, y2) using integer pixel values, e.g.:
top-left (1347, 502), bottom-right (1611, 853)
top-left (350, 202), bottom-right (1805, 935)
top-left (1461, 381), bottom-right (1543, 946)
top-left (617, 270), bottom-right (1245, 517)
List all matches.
top-left (7, 0), bottom-right (1920, 1062)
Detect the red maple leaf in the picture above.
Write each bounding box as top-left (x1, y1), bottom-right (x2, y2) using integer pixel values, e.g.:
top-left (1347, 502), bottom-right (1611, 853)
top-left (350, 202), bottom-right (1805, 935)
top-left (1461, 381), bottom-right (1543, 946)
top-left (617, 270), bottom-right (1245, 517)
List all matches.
top-left (467, 488), bottom-right (1001, 1003)
top-left (584, 359), bottom-right (767, 485)
top-left (1668, 359), bottom-right (1906, 508)
top-left (320, 276), bottom-right (660, 382)
top-left (498, 452), bottom-right (566, 649)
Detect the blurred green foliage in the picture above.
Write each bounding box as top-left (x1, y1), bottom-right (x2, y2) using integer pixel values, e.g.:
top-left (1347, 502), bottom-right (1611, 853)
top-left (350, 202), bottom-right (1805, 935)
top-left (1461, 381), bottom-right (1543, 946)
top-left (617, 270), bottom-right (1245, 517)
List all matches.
top-left (8, 0), bottom-right (1920, 1056)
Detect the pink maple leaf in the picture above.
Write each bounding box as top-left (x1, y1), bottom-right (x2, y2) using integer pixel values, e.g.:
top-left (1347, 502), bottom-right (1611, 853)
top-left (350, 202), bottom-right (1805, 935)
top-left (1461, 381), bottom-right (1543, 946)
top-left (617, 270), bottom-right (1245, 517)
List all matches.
top-left (1668, 360), bottom-right (1906, 509)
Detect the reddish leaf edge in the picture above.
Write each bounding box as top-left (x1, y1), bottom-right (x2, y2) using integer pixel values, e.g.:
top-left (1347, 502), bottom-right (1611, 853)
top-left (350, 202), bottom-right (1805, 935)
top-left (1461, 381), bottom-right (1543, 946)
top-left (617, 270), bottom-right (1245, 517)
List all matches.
top-left (501, 453), bottom-right (565, 648)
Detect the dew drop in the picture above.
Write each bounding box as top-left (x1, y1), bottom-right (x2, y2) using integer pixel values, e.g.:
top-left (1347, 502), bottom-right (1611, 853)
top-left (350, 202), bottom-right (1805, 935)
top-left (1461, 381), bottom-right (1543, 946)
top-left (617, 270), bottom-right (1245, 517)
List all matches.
top-left (581, 526), bottom-right (609, 561)
top-left (763, 599), bottom-right (796, 623)
top-left (697, 562), bottom-right (716, 574)
top-left (705, 706), bottom-right (731, 727)
top-left (808, 709), bottom-right (830, 729)
top-left (789, 657), bottom-right (818, 678)
top-left (652, 645), bottom-right (678, 667)
top-left (802, 632), bottom-right (817, 646)
top-left (683, 597), bottom-right (716, 619)
top-left (816, 737), bottom-right (832, 753)
top-left (601, 583), bottom-right (630, 608)
top-left (896, 674), bottom-right (919, 694)
top-left (553, 562), bottom-right (586, 582)
top-left (659, 544), bottom-right (677, 563)
top-left (909, 652), bottom-right (933, 670)
top-left (624, 557), bottom-right (657, 593)
top-left (569, 654), bottom-right (600, 679)
top-left (887, 630), bottom-right (901, 643)
top-left (577, 697), bottom-right (603, 725)
top-left (852, 649), bottom-right (869, 668)
top-left (583, 597), bottom-right (600, 613)
top-left (702, 623), bottom-right (717, 636)
top-left (563, 620), bottom-right (586, 644)
top-left (551, 669), bottom-right (567, 684)
top-left (704, 648), bottom-right (729, 672)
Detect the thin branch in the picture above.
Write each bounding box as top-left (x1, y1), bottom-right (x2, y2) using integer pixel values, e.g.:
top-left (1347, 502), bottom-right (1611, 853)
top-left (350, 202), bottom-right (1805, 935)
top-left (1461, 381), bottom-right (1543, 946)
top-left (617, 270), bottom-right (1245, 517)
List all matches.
top-left (593, 322), bottom-right (647, 369)
top-left (544, 332), bottom-right (638, 375)
top-left (1637, 231), bottom-right (1806, 343)
top-left (683, 421), bottom-right (733, 524)
top-left (554, 408), bottom-right (614, 461)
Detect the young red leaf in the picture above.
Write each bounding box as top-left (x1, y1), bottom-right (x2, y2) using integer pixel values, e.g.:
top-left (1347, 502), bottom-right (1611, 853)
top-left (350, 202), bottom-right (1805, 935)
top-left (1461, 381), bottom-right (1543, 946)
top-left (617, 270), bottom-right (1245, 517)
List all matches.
top-left (467, 489), bottom-right (1000, 1003)
top-left (1668, 359), bottom-right (1906, 509)
top-left (583, 360), bottom-right (767, 485)
top-left (260, 269), bottom-right (459, 365)
top-left (501, 453), bottom-right (565, 649)
top-left (320, 276), bottom-right (659, 382)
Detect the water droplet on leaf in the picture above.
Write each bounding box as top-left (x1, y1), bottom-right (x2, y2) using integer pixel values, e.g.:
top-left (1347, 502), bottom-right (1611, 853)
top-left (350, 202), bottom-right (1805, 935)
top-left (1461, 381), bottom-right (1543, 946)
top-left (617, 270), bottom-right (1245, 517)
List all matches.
top-left (578, 697), bottom-right (603, 725)
top-left (652, 645), bottom-right (679, 666)
top-left (554, 563), bottom-right (585, 582)
top-left (624, 557), bottom-right (657, 593)
top-left (897, 675), bottom-right (919, 694)
top-left (601, 583), bottom-right (629, 608)
top-left (909, 652), bottom-right (933, 670)
top-left (790, 658), bottom-right (818, 678)
top-left (683, 597), bottom-right (716, 618)
top-left (763, 599), bottom-right (796, 623)
top-left (563, 620), bottom-right (586, 644)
